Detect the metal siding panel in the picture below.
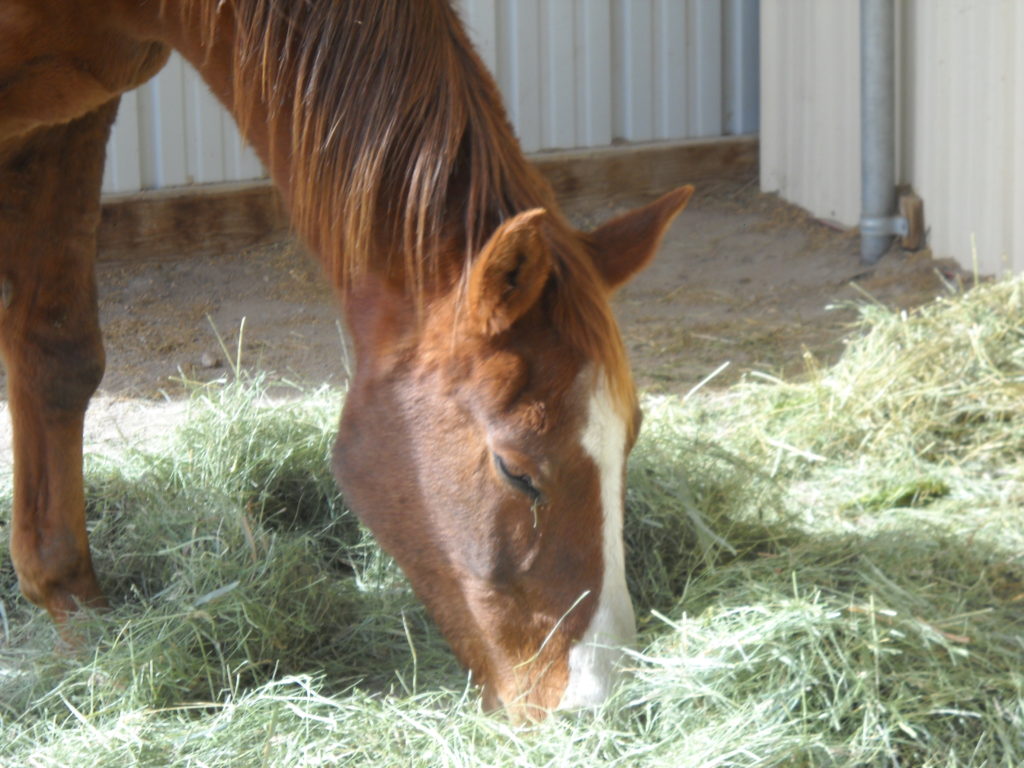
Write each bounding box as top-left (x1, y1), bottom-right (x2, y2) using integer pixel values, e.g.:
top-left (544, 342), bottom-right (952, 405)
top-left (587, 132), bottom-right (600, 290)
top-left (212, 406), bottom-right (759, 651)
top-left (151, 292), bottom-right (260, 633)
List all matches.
top-left (685, 0), bottom-right (723, 137)
top-left (919, 0), bottom-right (938, 226)
top-left (759, 0), bottom-right (786, 193)
top-left (243, 143), bottom-right (265, 181)
top-left (133, 77), bottom-right (159, 189)
top-left (974, 3), bottom-right (1003, 273)
top-left (773, 0), bottom-right (802, 203)
top-left (653, 0), bottom-right (686, 139)
top-left (977, 0), bottom-right (1015, 275)
top-left (540, 2), bottom-right (577, 149)
top-left (143, 53), bottom-right (189, 188)
top-left (953, 1), bottom-right (976, 266)
top-left (497, 0), bottom-right (542, 152)
top-left (457, 0), bottom-right (499, 75)
top-left (797, 0), bottom-right (816, 211)
top-left (796, 1), bottom-right (816, 217)
top-left (959, 0), bottom-right (985, 269)
top-left (1014, 2), bottom-right (1024, 273)
top-left (759, 0), bottom-right (859, 226)
top-left (943, 1), bottom-right (972, 267)
top-left (992, 0), bottom-right (1014, 275)
top-left (988, 1), bottom-right (1010, 274)
top-left (610, 0), bottom-right (625, 141)
top-left (223, 121), bottom-right (265, 182)
top-left (574, 0), bottom-right (612, 146)
top-left (494, 2), bottom-right (515, 133)
top-left (914, 1), bottom-right (948, 262)
top-left (898, 0), bottom-right (917, 186)
top-left (99, 97), bottom-right (118, 194)
top-left (612, 0), bottom-right (655, 141)
top-left (724, 0), bottom-right (760, 135)
top-left (185, 62), bottom-right (228, 185)
top-left (820, 1), bottom-right (859, 224)
top-left (101, 90), bottom-right (141, 194)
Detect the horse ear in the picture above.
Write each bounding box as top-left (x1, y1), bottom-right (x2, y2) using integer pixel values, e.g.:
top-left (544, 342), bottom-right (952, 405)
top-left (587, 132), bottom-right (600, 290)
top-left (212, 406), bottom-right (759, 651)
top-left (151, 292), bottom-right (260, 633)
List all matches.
top-left (468, 208), bottom-right (551, 336)
top-left (587, 185), bottom-right (694, 290)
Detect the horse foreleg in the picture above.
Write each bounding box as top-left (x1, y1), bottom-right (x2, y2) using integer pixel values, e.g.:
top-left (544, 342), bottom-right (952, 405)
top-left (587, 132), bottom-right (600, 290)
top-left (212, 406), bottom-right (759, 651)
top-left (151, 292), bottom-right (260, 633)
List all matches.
top-left (0, 100), bottom-right (118, 621)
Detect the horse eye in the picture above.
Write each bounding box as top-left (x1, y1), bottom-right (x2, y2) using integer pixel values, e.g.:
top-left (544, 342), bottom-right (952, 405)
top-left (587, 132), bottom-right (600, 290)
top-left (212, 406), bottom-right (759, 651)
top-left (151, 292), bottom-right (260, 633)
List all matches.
top-left (493, 453), bottom-right (541, 501)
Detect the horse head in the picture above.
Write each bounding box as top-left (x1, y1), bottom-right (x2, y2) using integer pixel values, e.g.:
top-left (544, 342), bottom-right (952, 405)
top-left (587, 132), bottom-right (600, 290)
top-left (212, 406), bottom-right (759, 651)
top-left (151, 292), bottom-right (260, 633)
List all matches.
top-left (333, 186), bottom-right (693, 718)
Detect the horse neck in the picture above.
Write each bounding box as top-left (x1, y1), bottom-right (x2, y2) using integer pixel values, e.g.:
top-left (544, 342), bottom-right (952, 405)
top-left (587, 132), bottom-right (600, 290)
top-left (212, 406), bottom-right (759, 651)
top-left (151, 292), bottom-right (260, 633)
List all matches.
top-left (131, 0), bottom-right (561, 296)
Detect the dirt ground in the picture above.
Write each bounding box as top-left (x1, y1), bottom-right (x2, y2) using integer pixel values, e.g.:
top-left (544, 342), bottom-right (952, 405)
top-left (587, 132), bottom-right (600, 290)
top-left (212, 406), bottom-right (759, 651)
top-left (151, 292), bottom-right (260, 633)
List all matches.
top-left (84, 173), bottom-right (963, 401)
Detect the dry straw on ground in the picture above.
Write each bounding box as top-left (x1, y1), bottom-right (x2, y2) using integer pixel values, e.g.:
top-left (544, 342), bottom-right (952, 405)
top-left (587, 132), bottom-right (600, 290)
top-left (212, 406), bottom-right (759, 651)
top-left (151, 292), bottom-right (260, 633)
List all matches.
top-left (2, 275), bottom-right (1024, 766)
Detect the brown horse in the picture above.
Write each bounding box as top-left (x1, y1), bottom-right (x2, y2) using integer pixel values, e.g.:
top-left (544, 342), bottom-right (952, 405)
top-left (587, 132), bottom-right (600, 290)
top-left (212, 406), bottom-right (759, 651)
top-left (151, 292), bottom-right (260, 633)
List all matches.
top-left (0, 0), bottom-right (691, 718)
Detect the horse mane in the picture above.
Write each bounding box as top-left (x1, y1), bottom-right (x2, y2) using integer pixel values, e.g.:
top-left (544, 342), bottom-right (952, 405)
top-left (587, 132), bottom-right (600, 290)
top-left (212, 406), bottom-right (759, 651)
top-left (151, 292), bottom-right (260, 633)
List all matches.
top-left (172, 0), bottom-right (634, 403)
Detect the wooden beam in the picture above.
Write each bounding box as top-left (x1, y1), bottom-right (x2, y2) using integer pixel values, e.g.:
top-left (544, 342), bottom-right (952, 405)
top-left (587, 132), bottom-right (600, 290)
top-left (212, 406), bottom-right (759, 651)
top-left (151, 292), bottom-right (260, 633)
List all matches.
top-left (98, 181), bottom-right (290, 262)
top-left (534, 135), bottom-right (758, 201)
top-left (98, 136), bottom-right (758, 261)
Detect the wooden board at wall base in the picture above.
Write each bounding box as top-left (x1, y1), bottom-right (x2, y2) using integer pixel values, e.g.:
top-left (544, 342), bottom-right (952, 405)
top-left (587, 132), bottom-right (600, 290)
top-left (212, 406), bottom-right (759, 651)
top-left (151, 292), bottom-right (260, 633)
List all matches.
top-left (98, 182), bottom-right (291, 262)
top-left (899, 192), bottom-right (925, 252)
top-left (98, 136), bottom-right (758, 262)
top-left (533, 135), bottom-right (758, 203)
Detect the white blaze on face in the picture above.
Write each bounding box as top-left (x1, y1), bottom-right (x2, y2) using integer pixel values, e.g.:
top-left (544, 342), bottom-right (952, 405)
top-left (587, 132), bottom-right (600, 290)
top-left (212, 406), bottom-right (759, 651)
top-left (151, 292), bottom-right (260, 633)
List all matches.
top-left (558, 370), bottom-right (637, 710)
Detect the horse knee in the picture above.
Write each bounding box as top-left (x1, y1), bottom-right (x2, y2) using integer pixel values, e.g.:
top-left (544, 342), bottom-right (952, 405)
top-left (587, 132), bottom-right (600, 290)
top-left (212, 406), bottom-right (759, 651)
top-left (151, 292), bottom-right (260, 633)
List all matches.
top-left (11, 320), bottom-right (105, 413)
top-left (39, 332), bottom-right (105, 412)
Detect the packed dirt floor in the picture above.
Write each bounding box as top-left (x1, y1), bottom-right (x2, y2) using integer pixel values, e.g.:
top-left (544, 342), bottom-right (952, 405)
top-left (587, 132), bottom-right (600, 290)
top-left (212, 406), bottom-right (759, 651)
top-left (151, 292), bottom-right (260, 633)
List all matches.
top-left (88, 173), bottom-right (963, 399)
top-left (0, 173), bottom-right (966, 458)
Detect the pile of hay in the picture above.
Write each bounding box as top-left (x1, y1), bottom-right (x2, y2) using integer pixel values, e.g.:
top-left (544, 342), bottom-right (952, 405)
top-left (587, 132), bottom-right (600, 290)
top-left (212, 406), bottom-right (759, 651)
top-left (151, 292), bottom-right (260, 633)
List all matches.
top-left (2, 276), bottom-right (1023, 766)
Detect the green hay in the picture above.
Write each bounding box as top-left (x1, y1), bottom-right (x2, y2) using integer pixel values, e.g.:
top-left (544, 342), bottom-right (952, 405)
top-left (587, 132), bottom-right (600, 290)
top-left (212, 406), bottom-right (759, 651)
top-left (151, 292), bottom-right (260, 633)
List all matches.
top-left (3, 276), bottom-right (1024, 766)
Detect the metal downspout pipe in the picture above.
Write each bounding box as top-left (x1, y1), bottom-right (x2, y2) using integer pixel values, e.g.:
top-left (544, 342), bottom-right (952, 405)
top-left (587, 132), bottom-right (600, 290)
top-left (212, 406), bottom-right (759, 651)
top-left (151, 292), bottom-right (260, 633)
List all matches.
top-left (860, 0), bottom-right (908, 264)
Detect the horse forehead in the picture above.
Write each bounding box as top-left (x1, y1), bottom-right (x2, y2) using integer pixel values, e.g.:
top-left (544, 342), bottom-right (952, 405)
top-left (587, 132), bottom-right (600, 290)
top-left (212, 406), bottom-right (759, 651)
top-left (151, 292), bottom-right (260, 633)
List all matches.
top-left (464, 348), bottom-right (530, 407)
top-left (423, 318), bottom-right (580, 405)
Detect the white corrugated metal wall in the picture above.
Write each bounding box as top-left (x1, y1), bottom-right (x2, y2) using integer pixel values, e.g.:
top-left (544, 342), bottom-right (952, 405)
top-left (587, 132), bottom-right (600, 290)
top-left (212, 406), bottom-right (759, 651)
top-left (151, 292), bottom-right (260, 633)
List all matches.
top-left (761, 0), bottom-right (1024, 275)
top-left (902, 0), bottom-right (1024, 275)
top-left (102, 0), bottom-right (759, 195)
top-left (759, 0), bottom-right (860, 227)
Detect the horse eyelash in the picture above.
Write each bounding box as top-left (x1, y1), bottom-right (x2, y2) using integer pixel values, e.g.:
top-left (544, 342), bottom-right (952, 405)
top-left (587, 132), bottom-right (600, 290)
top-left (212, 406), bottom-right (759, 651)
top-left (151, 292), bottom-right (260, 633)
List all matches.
top-left (493, 453), bottom-right (541, 502)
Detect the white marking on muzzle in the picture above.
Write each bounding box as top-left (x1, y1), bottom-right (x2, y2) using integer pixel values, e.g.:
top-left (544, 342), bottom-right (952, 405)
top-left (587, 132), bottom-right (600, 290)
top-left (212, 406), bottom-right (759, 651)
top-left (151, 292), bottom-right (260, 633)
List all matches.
top-left (558, 372), bottom-right (636, 709)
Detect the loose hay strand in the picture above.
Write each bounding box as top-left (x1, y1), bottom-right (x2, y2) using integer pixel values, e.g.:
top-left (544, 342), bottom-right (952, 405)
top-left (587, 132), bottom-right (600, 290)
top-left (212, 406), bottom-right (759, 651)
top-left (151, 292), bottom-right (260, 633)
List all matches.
top-left (3, 276), bottom-right (1024, 765)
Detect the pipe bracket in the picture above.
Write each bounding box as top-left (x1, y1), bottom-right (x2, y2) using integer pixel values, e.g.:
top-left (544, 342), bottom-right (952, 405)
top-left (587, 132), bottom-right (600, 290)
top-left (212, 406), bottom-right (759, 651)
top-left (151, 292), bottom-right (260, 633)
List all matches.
top-left (860, 214), bottom-right (908, 238)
